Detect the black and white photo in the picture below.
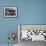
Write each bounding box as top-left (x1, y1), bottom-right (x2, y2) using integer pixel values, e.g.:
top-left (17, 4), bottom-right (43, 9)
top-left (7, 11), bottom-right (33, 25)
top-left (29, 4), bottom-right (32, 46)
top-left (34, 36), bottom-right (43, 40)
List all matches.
top-left (4, 7), bottom-right (17, 17)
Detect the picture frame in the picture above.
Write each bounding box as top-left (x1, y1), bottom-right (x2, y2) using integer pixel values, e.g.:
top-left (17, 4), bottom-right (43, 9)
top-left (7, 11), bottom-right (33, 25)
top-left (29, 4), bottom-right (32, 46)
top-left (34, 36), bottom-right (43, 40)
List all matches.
top-left (18, 24), bottom-right (46, 42)
top-left (4, 6), bottom-right (17, 17)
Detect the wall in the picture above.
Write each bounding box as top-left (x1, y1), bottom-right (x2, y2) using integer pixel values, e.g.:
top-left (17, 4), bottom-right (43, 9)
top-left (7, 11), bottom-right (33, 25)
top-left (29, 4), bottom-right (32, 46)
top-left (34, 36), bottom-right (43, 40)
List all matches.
top-left (0, 0), bottom-right (18, 44)
top-left (18, 0), bottom-right (46, 24)
top-left (0, 0), bottom-right (46, 44)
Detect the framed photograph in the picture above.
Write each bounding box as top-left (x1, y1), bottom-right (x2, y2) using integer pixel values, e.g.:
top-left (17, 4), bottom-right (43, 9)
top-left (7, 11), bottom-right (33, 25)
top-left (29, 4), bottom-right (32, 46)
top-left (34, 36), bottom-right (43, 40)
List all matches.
top-left (4, 6), bottom-right (17, 17)
top-left (18, 24), bottom-right (46, 42)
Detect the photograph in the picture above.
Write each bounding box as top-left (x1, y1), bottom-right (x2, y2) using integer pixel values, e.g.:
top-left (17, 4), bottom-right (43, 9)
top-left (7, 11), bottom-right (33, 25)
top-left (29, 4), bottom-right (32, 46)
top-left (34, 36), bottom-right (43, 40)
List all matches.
top-left (18, 25), bottom-right (46, 41)
top-left (4, 7), bottom-right (17, 17)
